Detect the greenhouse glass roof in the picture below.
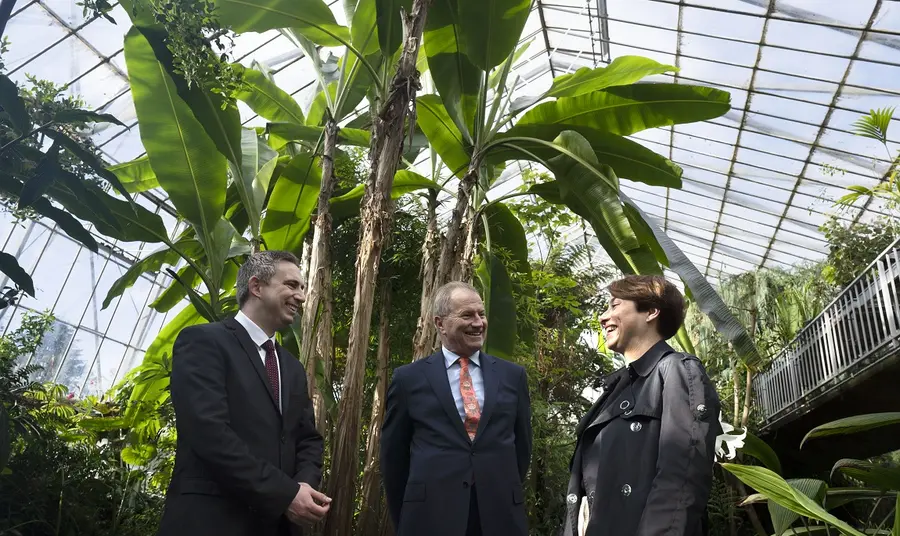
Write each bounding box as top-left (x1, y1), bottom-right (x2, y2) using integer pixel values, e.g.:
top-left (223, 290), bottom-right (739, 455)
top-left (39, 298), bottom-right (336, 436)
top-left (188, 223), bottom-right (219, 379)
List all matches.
top-left (5, 0), bottom-right (900, 285)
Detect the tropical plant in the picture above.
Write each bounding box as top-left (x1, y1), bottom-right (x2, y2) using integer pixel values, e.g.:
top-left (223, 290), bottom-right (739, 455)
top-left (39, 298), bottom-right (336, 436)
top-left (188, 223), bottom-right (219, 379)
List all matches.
top-left (0, 54), bottom-right (145, 303)
top-left (724, 413), bottom-right (900, 536)
top-left (835, 107), bottom-right (900, 215)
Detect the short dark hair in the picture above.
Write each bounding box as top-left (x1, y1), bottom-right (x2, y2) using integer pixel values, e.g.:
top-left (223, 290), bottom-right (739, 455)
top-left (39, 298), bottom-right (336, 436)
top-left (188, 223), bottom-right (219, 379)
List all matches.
top-left (236, 250), bottom-right (300, 306)
top-left (607, 275), bottom-right (685, 339)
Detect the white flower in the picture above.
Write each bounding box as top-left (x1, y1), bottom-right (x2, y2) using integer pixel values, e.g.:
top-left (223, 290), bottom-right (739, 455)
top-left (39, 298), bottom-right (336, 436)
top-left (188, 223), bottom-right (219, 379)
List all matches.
top-left (715, 412), bottom-right (747, 461)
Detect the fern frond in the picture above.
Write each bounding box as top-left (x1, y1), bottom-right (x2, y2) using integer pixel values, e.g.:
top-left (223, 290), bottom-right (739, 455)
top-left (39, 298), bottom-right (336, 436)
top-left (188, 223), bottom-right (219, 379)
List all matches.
top-left (851, 107), bottom-right (895, 144)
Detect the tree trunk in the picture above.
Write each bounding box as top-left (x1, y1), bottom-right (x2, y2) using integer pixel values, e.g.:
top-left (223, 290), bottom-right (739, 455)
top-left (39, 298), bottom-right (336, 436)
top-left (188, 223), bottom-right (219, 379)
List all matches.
top-left (453, 204), bottom-right (479, 283)
top-left (358, 281), bottom-right (393, 535)
top-left (433, 167), bottom-right (478, 289)
top-left (300, 119), bottom-right (338, 430)
top-left (323, 3), bottom-right (432, 533)
top-left (312, 271), bottom-right (334, 435)
top-left (741, 366), bottom-right (753, 430)
top-left (411, 190), bottom-right (441, 360)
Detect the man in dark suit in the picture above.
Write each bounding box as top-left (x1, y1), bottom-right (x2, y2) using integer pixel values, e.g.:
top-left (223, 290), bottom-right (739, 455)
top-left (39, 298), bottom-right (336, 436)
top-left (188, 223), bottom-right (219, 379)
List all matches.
top-left (158, 251), bottom-right (331, 536)
top-left (381, 281), bottom-right (533, 536)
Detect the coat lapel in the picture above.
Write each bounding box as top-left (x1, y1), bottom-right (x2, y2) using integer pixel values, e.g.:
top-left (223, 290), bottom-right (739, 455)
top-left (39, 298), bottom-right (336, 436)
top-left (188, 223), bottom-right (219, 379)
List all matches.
top-left (423, 351), bottom-right (471, 442)
top-left (225, 317), bottom-right (280, 413)
top-left (277, 345), bottom-right (291, 415)
top-left (473, 352), bottom-right (498, 442)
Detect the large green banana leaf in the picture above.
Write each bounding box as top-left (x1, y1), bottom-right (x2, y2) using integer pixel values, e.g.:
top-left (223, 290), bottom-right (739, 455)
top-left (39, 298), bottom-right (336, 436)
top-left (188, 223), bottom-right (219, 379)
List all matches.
top-left (547, 131), bottom-right (641, 254)
top-left (514, 84), bottom-right (730, 137)
top-left (351, 0), bottom-right (380, 56)
top-left (489, 125), bottom-right (682, 188)
top-left (329, 170), bottom-right (441, 221)
top-left (456, 0), bottom-right (530, 71)
top-left (483, 202), bottom-right (529, 273)
top-left (234, 66), bottom-right (306, 124)
top-left (47, 180), bottom-right (167, 243)
top-left (150, 266), bottom-right (200, 313)
top-left (109, 156), bottom-right (159, 194)
top-left (103, 239), bottom-right (202, 309)
top-left (546, 56), bottom-right (677, 99)
top-left (267, 123), bottom-right (371, 149)
top-left (212, 0), bottom-right (349, 47)
top-left (260, 153), bottom-right (322, 253)
top-left (423, 0), bottom-right (481, 140)
top-left (125, 26), bottom-right (227, 255)
top-left (135, 26), bottom-right (243, 168)
top-left (305, 55), bottom-right (373, 126)
top-left (376, 0), bottom-right (413, 57)
top-left (476, 248), bottom-right (517, 359)
top-left (416, 94), bottom-right (471, 177)
top-left (831, 459), bottom-right (900, 492)
top-left (620, 193), bottom-right (763, 369)
top-left (236, 129), bottom-right (279, 237)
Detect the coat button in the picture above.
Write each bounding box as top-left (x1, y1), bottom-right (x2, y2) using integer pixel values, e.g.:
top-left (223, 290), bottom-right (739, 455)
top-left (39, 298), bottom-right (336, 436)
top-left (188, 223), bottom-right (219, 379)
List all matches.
top-left (630, 422), bottom-right (642, 432)
top-left (567, 493), bottom-right (578, 505)
top-left (697, 404), bottom-right (707, 415)
top-left (619, 400), bottom-right (631, 410)
top-left (621, 484), bottom-right (632, 496)
top-left (463, 482), bottom-right (469, 489)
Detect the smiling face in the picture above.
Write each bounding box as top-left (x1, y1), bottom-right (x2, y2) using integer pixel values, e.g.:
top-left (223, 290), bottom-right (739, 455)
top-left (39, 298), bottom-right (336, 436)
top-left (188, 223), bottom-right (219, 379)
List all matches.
top-left (599, 296), bottom-right (659, 356)
top-left (251, 260), bottom-right (306, 332)
top-left (435, 288), bottom-right (487, 357)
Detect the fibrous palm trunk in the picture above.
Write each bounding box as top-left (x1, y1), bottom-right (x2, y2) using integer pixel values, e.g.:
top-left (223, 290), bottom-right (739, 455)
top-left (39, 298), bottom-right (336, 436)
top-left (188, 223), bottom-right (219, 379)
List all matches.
top-left (323, 3), bottom-right (432, 533)
top-left (411, 190), bottom-right (440, 360)
top-left (300, 119), bottom-right (338, 431)
top-left (357, 281), bottom-right (393, 535)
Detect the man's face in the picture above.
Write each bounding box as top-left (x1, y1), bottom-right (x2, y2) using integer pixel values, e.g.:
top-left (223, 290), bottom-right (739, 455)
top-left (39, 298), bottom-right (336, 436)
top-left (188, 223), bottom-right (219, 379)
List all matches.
top-left (254, 261), bottom-right (306, 330)
top-left (435, 289), bottom-right (487, 357)
top-left (598, 297), bottom-right (656, 354)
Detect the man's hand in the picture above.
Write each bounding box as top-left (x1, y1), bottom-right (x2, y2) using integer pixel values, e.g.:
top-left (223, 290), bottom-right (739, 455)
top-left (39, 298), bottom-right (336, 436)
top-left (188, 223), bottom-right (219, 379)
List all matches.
top-left (285, 482), bottom-right (332, 525)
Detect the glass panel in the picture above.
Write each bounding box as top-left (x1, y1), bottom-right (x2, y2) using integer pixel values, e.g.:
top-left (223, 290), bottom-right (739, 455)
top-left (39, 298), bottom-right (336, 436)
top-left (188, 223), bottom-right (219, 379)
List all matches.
top-left (117, 348), bottom-right (146, 384)
top-left (54, 248), bottom-right (107, 325)
top-left (55, 328), bottom-right (102, 394)
top-left (29, 233), bottom-right (80, 310)
top-left (82, 259), bottom-right (124, 334)
top-left (10, 222), bottom-right (51, 275)
top-left (31, 319), bottom-right (78, 384)
top-left (82, 338), bottom-right (127, 397)
top-left (104, 271), bottom-right (153, 344)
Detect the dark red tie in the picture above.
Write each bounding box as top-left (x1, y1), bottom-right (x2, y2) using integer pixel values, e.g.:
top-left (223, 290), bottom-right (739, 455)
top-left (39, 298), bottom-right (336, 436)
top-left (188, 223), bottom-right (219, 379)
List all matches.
top-left (459, 356), bottom-right (481, 440)
top-left (261, 340), bottom-right (280, 404)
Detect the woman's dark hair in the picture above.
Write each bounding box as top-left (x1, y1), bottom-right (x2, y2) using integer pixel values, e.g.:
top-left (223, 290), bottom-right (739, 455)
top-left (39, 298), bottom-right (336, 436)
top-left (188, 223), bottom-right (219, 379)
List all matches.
top-left (607, 275), bottom-right (685, 340)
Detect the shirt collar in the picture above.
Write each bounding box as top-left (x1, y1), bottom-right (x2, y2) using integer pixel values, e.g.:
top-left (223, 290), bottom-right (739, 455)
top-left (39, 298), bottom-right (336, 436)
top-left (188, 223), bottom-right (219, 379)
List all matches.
top-left (442, 346), bottom-right (481, 369)
top-left (235, 310), bottom-right (276, 349)
top-left (629, 339), bottom-right (676, 377)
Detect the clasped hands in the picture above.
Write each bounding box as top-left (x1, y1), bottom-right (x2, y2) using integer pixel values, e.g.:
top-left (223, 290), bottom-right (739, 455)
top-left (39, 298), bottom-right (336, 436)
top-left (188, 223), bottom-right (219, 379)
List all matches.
top-left (286, 482), bottom-right (332, 525)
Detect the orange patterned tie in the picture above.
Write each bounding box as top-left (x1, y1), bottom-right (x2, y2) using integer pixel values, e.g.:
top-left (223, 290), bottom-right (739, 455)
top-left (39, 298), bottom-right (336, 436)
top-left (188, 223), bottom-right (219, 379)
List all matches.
top-left (459, 356), bottom-right (481, 440)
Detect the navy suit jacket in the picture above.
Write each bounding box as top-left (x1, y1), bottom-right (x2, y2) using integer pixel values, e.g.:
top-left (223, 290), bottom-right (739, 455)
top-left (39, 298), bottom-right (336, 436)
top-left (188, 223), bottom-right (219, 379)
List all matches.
top-left (380, 350), bottom-right (532, 536)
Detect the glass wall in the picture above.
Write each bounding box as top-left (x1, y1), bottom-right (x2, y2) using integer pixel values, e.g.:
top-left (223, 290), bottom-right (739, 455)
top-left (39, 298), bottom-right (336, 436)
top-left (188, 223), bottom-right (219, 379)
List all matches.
top-left (0, 194), bottom-right (187, 397)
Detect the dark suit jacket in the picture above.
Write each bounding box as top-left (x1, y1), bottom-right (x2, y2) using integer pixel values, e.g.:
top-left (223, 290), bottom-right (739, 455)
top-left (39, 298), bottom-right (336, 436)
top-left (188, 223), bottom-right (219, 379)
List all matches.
top-left (380, 350), bottom-right (532, 536)
top-left (157, 317), bottom-right (323, 536)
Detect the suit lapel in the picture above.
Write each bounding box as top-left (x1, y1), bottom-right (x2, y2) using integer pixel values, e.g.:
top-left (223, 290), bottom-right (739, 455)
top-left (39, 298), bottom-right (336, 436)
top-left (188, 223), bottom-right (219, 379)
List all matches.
top-left (225, 317), bottom-right (280, 413)
top-left (423, 351), bottom-right (471, 442)
top-left (277, 345), bottom-right (291, 415)
top-left (473, 353), bottom-right (498, 442)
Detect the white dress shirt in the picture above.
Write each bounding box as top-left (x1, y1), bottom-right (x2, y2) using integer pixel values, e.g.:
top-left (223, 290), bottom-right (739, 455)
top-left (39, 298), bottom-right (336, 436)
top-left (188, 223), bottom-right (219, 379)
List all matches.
top-left (234, 310), bottom-right (281, 411)
top-left (443, 346), bottom-right (485, 422)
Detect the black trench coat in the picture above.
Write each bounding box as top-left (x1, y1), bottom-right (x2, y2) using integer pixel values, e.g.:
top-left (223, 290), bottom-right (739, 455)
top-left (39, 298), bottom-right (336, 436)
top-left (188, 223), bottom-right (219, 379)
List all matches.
top-left (560, 341), bottom-right (722, 536)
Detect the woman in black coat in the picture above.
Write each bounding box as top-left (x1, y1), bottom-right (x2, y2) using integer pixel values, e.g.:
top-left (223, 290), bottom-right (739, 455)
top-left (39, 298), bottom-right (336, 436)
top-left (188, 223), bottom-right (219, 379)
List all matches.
top-left (561, 275), bottom-right (722, 536)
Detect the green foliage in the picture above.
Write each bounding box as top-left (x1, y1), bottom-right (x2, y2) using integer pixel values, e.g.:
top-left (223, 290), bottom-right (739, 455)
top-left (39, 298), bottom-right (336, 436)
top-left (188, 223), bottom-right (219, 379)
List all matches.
top-left (821, 215), bottom-right (900, 288)
top-left (0, 312), bottom-right (165, 534)
top-left (852, 107), bottom-right (895, 144)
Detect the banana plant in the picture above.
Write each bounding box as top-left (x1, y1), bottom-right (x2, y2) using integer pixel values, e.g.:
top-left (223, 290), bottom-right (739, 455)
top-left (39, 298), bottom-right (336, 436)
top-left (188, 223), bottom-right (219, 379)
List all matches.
top-left (414, 3), bottom-right (732, 354)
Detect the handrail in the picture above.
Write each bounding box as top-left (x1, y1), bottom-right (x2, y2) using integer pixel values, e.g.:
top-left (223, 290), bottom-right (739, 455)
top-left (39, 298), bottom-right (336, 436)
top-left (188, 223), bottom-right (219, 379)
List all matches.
top-left (753, 235), bottom-right (900, 431)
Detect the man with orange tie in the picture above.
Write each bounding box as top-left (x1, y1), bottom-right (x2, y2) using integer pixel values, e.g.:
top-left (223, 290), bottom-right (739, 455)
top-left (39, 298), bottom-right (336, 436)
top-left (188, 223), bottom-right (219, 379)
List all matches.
top-left (381, 282), bottom-right (533, 536)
